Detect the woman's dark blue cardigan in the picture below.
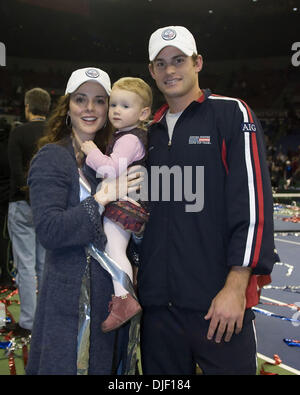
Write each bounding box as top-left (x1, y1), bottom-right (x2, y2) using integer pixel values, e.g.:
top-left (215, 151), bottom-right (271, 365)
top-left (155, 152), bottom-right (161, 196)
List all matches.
top-left (26, 138), bottom-right (127, 375)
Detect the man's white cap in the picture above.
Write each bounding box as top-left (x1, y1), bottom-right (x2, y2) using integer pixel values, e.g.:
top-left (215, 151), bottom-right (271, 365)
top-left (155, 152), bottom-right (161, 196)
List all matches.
top-left (65, 67), bottom-right (111, 96)
top-left (148, 26), bottom-right (198, 61)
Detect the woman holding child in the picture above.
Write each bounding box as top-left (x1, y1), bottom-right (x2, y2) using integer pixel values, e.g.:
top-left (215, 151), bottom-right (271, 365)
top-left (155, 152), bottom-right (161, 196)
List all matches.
top-left (26, 67), bottom-right (145, 375)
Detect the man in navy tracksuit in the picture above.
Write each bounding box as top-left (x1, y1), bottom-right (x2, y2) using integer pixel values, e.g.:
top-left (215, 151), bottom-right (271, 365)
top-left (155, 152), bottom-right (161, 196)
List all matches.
top-left (137, 26), bottom-right (275, 375)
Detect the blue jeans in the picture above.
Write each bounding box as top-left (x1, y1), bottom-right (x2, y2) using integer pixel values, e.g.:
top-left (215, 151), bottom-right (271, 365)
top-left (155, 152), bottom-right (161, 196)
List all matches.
top-left (7, 201), bottom-right (45, 330)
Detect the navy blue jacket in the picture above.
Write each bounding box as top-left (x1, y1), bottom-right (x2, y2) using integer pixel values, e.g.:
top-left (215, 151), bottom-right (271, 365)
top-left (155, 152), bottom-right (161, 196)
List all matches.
top-left (138, 89), bottom-right (275, 312)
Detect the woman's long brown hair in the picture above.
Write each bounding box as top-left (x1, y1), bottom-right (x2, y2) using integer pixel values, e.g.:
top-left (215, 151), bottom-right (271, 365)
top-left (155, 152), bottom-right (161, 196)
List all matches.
top-left (24, 93), bottom-right (112, 197)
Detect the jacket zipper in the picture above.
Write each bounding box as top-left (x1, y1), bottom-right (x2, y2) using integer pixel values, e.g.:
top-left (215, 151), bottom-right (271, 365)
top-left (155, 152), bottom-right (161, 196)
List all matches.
top-left (166, 127), bottom-right (172, 305)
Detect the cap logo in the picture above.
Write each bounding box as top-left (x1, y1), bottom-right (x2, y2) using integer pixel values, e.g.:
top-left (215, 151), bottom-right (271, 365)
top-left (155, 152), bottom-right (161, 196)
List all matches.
top-left (85, 68), bottom-right (100, 78)
top-left (161, 28), bottom-right (177, 41)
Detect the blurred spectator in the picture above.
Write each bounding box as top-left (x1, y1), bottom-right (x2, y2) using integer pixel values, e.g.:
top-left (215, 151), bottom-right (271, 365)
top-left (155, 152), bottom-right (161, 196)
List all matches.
top-left (6, 88), bottom-right (51, 337)
top-left (0, 118), bottom-right (12, 288)
top-left (284, 160), bottom-right (293, 189)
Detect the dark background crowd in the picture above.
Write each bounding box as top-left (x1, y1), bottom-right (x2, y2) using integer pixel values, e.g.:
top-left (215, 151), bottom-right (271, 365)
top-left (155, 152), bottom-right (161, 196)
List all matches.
top-left (1, 61), bottom-right (299, 191)
top-left (0, 0), bottom-right (300, 238)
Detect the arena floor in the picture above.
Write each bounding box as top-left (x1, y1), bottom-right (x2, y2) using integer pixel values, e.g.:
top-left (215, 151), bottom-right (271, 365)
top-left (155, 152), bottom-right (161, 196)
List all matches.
top-left (1, 205), bottom-right (299, 375)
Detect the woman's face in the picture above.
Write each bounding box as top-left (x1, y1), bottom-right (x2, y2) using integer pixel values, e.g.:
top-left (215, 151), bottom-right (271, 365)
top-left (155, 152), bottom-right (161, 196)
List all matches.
top-left (69, 81), bottom-right (108, 142)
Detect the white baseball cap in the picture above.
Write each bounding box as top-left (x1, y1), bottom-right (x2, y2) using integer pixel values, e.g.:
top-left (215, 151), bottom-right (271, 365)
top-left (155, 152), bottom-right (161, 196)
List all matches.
top-left (149, 26), bottom-right (198, 61)
top-left (65, 67), bottom-right (111, 96)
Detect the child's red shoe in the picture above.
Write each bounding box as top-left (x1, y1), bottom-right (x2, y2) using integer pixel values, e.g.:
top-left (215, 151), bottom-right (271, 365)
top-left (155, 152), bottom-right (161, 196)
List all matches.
top-left (101, 294), bottom-right (142, 333)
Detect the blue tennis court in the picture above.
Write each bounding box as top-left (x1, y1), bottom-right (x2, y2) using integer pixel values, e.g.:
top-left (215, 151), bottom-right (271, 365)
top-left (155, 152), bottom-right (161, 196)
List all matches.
top-left (255, 205), bottom-right (300, 374)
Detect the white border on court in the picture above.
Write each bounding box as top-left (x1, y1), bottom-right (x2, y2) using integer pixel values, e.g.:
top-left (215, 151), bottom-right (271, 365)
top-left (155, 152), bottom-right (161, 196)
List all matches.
top-left (274, 238), bottom-right (300, 246)
top-left (257, 352), bottom-right (300, 375)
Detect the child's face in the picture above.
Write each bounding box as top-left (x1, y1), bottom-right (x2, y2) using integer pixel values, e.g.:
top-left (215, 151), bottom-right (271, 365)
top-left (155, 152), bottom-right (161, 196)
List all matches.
top-left (108, 88), bottom-right (147, 130)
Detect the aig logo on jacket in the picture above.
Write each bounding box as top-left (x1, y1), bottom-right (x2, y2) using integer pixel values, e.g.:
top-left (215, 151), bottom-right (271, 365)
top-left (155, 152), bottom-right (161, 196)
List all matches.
top-left (242, 122), bottom-right (257, 132)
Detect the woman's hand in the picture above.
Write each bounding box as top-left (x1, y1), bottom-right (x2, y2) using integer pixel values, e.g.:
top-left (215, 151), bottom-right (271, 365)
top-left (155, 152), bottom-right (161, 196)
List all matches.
top-left (93, 165), bottom-right (144, 206)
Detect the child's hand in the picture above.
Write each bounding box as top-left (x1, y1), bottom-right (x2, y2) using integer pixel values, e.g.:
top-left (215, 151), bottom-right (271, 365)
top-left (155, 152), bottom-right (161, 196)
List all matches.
top-left (81, 140), bottom-right (98, 155)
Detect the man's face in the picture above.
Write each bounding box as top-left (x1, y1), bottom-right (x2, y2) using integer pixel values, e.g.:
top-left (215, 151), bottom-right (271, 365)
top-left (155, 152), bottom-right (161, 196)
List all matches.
top-left (149, 46), bottom-right (202, 101)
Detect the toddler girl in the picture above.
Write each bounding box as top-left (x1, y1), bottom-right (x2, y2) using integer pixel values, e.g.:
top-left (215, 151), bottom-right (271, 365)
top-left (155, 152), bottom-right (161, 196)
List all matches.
top-left (81, 77), bottom-right (152, 332)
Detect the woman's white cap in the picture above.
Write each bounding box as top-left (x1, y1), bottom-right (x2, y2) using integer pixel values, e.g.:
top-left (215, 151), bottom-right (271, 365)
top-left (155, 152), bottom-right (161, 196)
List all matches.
top-left (149, 26), bottom-right (198, 61)
top-left (65, 67), bottom-right (111, 95)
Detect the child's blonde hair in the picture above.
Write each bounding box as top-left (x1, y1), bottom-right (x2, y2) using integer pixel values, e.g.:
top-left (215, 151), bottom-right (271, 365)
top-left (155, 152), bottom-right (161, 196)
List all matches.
top-left (112, 77), bottom-right (152, 129)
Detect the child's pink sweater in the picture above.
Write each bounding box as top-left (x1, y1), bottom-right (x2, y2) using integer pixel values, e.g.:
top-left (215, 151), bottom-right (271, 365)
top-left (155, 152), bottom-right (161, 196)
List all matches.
top-left (86, 131), bottom-right (145, 178)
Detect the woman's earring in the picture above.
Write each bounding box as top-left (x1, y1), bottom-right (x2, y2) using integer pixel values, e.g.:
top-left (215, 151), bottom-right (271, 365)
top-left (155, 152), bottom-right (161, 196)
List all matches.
top-left (66, 114), bottom-right (72, 128)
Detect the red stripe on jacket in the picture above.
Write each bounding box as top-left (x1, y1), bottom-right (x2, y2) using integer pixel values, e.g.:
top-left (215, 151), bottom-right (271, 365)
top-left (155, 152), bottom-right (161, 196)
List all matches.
top-left (250, 132), bottom-right (264, 269)
top-left (222, 138), bottom-right (229, 175)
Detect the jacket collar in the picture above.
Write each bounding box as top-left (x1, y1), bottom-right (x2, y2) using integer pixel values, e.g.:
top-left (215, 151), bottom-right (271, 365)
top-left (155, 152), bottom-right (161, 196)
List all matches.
top-left (152, 89), bottom-right (211, 124)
